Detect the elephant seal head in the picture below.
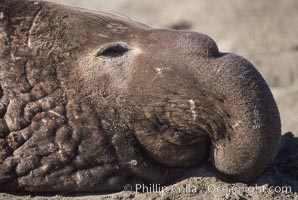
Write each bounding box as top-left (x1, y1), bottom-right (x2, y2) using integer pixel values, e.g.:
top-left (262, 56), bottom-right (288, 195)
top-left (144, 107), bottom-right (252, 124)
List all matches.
top-left (0, 0), bottom-right (281, 192)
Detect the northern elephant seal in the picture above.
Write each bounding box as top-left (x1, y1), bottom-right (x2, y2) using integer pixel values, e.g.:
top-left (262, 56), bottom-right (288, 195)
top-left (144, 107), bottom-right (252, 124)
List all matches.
top-left (0, 0), bottom-right (281, 193)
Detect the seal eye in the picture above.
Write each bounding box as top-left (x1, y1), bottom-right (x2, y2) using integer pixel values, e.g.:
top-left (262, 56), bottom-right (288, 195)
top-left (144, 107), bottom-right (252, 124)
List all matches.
top-left (96, 44), bottom-right (129, 58)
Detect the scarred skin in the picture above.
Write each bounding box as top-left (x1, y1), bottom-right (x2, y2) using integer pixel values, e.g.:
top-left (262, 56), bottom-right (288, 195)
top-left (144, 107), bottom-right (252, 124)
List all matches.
top-left (0, 0), bottom-right (281, 193)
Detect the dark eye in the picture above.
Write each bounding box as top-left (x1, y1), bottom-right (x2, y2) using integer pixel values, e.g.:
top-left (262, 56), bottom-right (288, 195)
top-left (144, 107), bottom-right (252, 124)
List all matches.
top-left (96, 43), bottom-right (129, 58)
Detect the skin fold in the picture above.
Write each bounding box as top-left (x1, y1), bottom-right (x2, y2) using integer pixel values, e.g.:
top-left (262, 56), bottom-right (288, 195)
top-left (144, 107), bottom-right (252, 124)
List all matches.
top-left (0, 0), bottom-right (281, 193)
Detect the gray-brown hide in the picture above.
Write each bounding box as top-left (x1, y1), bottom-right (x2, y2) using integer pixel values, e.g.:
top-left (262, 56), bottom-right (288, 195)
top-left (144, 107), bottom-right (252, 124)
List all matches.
top-left (0, 0), bottom-right (281, 193)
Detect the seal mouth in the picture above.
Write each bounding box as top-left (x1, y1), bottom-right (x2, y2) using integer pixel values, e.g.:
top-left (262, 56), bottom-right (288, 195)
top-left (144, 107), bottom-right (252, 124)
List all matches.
top-left (140, 93), bottom-right (231, 142)
top-left (158, 126), bottom-right (209, 145)
top-left (131, 119), bottom-right (210, 167)
top-left (129, 90), bottom-right (231, 167)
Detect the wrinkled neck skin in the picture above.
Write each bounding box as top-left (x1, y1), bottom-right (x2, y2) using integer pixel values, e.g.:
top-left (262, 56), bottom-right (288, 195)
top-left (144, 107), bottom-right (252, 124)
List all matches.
top-left (0, 0), bottom-right (280, 193)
